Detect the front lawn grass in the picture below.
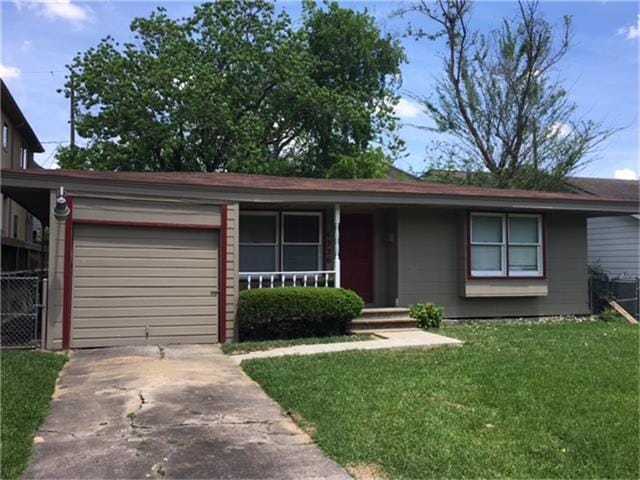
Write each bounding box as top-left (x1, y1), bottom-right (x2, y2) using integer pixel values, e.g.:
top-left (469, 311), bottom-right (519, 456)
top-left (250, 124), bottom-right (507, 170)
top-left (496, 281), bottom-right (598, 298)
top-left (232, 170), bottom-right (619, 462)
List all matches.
top-left (222, 334), bottom-right (373, 355)
top-left (1, 350), bottom-right (67, 480)
top-left (243, 321), bottom-right (639, 479)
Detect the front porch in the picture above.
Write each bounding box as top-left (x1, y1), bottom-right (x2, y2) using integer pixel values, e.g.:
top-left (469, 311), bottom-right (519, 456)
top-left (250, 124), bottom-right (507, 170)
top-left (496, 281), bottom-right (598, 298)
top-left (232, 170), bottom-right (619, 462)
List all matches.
top-left (238, 204), bottom-right (398, 307)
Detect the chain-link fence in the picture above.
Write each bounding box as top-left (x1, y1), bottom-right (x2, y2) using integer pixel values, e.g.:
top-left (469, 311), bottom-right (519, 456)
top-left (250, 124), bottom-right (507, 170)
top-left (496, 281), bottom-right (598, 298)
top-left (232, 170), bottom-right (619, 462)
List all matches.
top-left (1, 276), bottom-right (41, 348)
top-left (590, 273), bottom-right (640, 320)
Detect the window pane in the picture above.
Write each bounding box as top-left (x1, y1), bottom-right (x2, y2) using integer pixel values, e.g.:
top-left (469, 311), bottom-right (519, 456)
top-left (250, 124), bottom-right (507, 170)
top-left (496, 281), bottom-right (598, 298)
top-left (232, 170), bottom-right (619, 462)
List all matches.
top-left (471, 245), bottom-right (502, 272)
top-left (471, 215), bottom-right (503, 243)
top-left (509, 216), bottom-right (538, 243)
top-left (283, 245), bottom-right (319, 271)
top-left (240, 215), bottom-right (276, 243)
top-left (283, 215), bottom-right (319, 243)
top-left (239, 245), bottom-right (276, 272)
top-left (509, 246), bottom-right (539, 272)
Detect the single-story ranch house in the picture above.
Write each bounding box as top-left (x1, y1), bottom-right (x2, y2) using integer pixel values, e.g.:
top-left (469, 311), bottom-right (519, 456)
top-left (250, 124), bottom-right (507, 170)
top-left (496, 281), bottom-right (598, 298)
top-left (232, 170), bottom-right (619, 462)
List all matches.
top-left (2, 169), bottom-right (638, 349)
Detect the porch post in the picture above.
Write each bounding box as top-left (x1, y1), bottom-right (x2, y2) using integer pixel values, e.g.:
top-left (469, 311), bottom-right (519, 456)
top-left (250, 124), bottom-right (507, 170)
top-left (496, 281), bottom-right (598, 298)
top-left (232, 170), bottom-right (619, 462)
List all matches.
top-left (334, 204), bottom-right (341, 288)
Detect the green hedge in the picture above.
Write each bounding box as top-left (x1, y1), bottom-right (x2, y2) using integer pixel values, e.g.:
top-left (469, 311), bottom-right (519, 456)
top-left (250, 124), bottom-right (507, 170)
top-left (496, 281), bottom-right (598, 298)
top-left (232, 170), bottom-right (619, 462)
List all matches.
top-left (237, 287), bottom-right (364, 341)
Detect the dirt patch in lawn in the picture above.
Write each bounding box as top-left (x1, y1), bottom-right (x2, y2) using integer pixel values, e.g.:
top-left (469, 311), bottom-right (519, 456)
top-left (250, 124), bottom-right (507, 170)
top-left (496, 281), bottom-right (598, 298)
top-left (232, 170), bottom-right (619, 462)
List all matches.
top-left (288, 410), bottom-right (317, 437)
top-left (346, 463), bottom-right (388, 480)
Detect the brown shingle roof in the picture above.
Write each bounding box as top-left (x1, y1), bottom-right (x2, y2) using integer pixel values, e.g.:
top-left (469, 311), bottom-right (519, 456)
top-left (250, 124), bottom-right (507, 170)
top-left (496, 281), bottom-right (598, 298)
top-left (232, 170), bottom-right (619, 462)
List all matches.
top-left (7, 168), bottom-right (637, 204)
top-left (566, 177), bottom-right (639, 203)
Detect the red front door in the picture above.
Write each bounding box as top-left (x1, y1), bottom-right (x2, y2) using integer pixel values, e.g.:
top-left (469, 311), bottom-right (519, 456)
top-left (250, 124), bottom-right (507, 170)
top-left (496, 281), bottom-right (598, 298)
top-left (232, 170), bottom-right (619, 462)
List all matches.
top-left (340, 214), bottom-right (374, 303)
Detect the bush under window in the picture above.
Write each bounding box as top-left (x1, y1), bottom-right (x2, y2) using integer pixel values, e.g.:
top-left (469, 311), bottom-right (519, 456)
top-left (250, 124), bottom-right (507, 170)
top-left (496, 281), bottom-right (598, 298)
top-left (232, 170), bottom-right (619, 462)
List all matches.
top-left (409, 302), bottom-right (444, 329)
top-left (237, 287), bottom-right (364, 341)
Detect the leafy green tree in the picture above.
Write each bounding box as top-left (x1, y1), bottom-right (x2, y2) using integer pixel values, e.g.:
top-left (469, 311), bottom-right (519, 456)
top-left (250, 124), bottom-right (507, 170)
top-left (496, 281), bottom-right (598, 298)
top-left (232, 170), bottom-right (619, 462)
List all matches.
top-left (398, 0), bottom-right (617, 190)
top-left (58, 1), bottom-right (404, 177)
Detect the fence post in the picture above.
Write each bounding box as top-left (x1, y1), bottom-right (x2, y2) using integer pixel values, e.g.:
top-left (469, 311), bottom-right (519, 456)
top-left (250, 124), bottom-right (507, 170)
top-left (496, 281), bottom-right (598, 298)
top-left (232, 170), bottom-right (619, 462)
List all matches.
top-left (40, 278), bottom-right (48, 350)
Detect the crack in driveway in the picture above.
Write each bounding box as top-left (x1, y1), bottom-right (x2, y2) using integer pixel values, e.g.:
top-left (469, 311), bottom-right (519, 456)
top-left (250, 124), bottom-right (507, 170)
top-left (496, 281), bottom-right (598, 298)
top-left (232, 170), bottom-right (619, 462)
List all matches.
top-left (24, 345), bottom-right (349, 480)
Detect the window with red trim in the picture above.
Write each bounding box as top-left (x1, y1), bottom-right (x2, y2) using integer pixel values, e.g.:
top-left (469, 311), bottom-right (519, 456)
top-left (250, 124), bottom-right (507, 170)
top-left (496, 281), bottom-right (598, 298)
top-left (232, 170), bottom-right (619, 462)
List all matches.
top-left (469, 213), bottom-right (543, 278)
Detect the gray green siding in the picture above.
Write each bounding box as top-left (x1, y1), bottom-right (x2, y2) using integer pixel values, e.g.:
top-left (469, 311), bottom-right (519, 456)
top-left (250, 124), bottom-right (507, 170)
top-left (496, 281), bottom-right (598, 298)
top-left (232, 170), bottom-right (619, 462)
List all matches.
top-left (397, 207), bottom-right (589, 317)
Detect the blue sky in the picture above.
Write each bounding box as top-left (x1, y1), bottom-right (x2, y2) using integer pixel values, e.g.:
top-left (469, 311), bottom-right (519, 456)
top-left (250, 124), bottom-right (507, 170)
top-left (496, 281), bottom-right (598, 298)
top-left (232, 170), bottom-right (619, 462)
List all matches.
top-left (2, 1), bottom-right (638, 179)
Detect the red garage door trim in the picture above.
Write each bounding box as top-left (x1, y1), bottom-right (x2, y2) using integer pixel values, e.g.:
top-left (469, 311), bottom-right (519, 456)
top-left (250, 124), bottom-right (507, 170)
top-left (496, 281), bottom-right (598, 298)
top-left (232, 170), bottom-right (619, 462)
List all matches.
top-left (62, 197), bottom-right (228, 349)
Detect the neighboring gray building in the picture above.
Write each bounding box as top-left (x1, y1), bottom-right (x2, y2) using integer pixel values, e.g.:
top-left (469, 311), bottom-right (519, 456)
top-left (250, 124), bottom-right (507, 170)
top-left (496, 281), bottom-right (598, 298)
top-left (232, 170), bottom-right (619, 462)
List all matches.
top-left (567, 177), bottom-right (640, 278)
top-left (1, 79), bottom-right (45, 271)
top-left (587, 215), bottom-right (639, 277)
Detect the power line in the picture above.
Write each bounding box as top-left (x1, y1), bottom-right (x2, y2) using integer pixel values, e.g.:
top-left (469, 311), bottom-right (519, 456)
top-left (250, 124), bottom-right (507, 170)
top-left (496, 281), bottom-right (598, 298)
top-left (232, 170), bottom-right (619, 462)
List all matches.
top-left (17, 70), bottom-right (66, 75)
top-left (40, 145), bottom-right (61, 169)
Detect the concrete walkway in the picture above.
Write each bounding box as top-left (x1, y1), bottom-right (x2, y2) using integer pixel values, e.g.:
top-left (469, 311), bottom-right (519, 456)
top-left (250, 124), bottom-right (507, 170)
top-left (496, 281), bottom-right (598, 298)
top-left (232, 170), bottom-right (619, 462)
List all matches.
top-left (24, 345), bottom-right (349, 480)
top-left (231, 329), bottom-right (463, 364)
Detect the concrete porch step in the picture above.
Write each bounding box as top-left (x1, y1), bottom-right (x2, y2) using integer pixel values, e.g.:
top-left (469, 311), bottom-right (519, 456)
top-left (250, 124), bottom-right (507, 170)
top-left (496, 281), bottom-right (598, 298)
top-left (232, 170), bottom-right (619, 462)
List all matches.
top-left (349, 315), bottom-right (416, 333)
top-left (357, 307), bottom-right (411, 320)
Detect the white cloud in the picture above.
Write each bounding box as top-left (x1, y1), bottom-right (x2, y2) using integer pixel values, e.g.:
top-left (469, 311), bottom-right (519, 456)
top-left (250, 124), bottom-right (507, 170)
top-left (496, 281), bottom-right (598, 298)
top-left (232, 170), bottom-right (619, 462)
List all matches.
top-left (20, 40), bottom-right (32, 52)
top-left (550, 122), bottom-right (572, 138)
top-left (614, 168), bottom-right (638, 180)
top-left (0, 64), bottom-right (22, 79)
top-left (14, 1), bottom-right (92, 24)
top-left (394, 98), bottom-right (423, 120)
top-left (616, 15), bottom-right (639, 40)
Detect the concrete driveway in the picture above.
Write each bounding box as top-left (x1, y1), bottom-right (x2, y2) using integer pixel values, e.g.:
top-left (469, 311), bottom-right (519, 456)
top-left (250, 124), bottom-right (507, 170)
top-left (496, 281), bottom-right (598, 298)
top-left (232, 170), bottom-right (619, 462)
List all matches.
top-left (24, 345), bottom-right (349, 480)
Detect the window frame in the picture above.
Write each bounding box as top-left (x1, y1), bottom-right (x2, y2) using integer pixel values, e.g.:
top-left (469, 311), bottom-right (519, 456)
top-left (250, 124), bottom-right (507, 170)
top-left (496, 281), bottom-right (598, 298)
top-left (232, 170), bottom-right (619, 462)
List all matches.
top-left (2, 123), bottom-right (9, 150)
top-left (239, 211), bottom-right (279, 272)
top-left (20, 146), bottom-right (28, 169)
top-left (507, 213), bottom-right (544, 277)
top-left (239, 210), bottom-right (324, 273)
top-left (281, 212), bottom-right (323, 272)
top-left (468, 212), bottom-right (545, 279)
top-left (469, 212), bottom-right (507, 277)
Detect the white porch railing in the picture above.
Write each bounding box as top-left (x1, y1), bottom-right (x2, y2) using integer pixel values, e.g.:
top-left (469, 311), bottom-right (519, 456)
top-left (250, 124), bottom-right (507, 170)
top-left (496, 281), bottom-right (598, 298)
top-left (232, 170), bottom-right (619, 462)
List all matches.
top-left (240, 271), bottom-right (337, 289)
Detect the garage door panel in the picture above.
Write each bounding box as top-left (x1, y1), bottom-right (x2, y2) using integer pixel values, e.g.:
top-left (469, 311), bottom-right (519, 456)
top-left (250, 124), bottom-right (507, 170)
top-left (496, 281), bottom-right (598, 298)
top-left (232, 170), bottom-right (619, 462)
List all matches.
top-left (75, 233), bottom-right (215, 249)
top-left (74, 247), bottom-right (217, 260)
top-left (74, 305), bottom-right (216, 319)
top-left (72, 335), bottom-right (218, 349)
top-left (73, 296), bottom-right (218, 308)
top-left (75, 257), bottom-right (214, 269)
top-left (74, 266), bottom-right (217, 278)
top-left (71, 224), bottom-right (219, 347)
top-left (74, 277), bottom-right (216, 288)
top-left (73, 325), bottom-right (216, 339)
top-left (74, 225), bottom-right (215, 242)
top-left (74, 287), bottom-right (216, 298)
top-left (74, 315), bottom-right (216, 328)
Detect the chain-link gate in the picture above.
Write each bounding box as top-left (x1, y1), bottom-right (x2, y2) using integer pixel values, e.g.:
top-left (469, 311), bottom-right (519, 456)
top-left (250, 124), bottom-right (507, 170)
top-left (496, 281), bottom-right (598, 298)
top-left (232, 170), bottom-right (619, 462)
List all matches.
top-left (590, 273), bottom-right (640, 320)
top-left (1, 276), bottom-right (41, 348)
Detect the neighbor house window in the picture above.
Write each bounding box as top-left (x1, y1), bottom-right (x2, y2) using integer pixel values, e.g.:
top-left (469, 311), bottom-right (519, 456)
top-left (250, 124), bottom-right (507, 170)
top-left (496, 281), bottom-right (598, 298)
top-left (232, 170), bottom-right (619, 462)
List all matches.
top-left (281, 213), bottom-right (322, 271)
top-left (2, 123), bottom-right (8, 150)
top-left (239, 212), bottom-right (278, 272)
top-left (240, 212), bottom-right (322, 272)
top-left (469, 213), bottom-right (543, 277)
top-left (20, 146), bottom-right (28, 169)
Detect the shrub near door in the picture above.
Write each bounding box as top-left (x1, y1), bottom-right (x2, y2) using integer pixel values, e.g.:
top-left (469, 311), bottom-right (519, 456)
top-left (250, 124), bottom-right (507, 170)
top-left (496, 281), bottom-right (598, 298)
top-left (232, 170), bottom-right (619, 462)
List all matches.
top-left (410, 302), bottom-right (444, 329)
top-left (237, 288), bottom-right (364, 341)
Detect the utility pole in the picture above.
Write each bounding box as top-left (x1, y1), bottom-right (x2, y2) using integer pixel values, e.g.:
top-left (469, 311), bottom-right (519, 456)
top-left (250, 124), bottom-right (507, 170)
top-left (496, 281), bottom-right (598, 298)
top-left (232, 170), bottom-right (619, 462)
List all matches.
top-left (69, 73), bottom-right (76, 147)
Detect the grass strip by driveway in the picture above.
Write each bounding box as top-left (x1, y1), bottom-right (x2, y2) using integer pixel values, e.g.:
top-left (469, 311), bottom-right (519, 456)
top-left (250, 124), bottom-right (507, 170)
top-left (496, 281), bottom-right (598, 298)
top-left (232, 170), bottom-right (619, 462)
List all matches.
top-left (1, 350), bottom-right (67, 480)
top-left (243, 321), bottom-right (639, 479)
top-left (222, 334), bottom-right (373, 355)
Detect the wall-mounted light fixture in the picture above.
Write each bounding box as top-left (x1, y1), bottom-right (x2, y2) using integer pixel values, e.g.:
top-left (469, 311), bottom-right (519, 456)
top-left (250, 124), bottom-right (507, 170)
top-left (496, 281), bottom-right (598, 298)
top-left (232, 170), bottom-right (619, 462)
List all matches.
top-left (53, 186), bottom-right (70, 221)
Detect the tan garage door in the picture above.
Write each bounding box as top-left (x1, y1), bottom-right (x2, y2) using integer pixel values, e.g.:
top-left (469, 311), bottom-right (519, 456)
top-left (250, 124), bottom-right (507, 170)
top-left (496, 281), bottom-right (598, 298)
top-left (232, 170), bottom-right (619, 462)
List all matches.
top-left (71, 224), bottom-right (219, 348)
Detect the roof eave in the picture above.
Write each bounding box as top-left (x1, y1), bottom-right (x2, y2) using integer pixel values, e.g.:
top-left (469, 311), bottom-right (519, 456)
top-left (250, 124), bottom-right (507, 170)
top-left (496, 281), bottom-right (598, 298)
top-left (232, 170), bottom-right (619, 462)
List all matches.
top-left (3, 170), bottom-right (638, 215)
